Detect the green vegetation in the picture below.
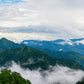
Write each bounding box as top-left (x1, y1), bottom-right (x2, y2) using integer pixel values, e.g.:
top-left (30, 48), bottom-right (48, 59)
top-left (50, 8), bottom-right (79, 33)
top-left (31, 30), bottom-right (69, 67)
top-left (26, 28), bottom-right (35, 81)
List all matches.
top-left (0, 69), bottom-right (31, 84)
top-left (76, 79), bottom-right (84, 84)
top-left (0, 38), bottom-right (25, 53)
top-left (0, 46), bottom-right (83, 70)
top-left (0, 38), bottom-right (83, 70)
top-left (34, 47), bottom-right (84, 67)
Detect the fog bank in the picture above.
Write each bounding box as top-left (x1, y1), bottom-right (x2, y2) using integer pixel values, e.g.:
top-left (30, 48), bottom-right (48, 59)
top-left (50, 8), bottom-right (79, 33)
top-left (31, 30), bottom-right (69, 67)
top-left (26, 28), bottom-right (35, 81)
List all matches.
top-left (1, 62), bottom-right (82, 84)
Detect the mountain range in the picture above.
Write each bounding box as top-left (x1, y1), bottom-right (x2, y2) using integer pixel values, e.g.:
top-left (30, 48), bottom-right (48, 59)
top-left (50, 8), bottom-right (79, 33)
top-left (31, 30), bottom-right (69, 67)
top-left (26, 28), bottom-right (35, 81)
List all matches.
top-left (21, 38), bottom-right (84, 55)
top-left (21, 38), bottom-right (84, 67)
top-left (0, 38), bottom-right (83, 70)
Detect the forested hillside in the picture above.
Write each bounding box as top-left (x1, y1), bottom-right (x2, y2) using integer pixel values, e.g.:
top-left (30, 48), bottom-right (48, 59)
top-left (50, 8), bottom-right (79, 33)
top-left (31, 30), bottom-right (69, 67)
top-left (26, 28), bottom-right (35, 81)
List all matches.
top-left (0, 69), bottom-right (31, 84)
top-left (0, 46), bottom-right (83, 70)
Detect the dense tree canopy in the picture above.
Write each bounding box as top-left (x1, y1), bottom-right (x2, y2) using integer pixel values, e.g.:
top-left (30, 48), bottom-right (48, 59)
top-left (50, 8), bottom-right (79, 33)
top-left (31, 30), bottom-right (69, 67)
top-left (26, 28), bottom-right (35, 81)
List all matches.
top-left (76, 81), bottom-right (84, 84)
top-left (0, 69), bottom-right (31, 84)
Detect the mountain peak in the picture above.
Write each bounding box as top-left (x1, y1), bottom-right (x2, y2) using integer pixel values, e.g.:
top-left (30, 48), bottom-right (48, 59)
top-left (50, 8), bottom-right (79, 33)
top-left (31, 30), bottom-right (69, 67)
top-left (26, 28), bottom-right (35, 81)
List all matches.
top-left (0, 38), bottom-right (7, 41)
top-left (0, 37), bottom-right (25, 51)
top-left (0, 38), bottom-right (14, 44)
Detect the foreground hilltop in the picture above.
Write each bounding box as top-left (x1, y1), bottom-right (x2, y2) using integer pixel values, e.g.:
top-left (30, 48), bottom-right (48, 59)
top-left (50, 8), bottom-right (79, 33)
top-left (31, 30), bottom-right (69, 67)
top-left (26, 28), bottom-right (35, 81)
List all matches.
top-left (0, 69), bottom-right (31, 84)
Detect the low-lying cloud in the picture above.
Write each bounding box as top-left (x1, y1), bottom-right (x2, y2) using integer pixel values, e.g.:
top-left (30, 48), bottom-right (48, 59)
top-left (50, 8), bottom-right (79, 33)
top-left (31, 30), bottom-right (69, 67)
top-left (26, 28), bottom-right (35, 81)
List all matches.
top-left (3, 62), bottom-right (84, 84)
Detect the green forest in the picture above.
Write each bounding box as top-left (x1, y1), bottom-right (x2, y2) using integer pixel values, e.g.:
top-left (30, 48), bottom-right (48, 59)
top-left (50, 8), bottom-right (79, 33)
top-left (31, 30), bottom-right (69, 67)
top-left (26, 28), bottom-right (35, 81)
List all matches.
top-left (0, 69), bottom-right (31, 84)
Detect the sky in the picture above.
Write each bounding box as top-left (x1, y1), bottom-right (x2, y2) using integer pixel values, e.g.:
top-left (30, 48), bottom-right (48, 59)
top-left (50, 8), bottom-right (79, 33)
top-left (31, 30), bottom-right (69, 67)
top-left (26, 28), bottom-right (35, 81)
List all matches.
top-left (0, 0), bottom-right (84, 42)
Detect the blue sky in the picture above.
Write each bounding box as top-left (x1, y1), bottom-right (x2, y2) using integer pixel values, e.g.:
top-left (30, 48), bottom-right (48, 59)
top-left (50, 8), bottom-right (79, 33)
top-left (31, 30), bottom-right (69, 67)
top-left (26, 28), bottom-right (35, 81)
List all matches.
top-left (0, 0), bottom-right (25, 4)
top-left (0, 0), bottom-right (84, 42)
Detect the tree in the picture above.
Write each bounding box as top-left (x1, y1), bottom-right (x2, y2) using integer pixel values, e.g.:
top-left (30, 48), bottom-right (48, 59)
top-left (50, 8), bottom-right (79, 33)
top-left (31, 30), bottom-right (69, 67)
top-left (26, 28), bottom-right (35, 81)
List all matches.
top-left (0, 69), bottom-right (31, 84)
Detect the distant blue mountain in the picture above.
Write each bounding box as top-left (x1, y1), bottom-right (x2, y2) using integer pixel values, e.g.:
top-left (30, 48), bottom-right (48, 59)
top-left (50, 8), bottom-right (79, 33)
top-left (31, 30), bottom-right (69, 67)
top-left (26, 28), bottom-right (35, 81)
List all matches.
top-left (21, 38), bottom-right (84, 55)
top-left (70, 38), bottom-right (84, 42)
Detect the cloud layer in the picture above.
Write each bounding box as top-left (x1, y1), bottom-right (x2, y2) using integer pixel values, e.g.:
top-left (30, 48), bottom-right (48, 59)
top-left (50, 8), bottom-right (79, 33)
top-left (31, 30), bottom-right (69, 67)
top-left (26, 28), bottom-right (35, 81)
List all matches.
top-left (6, 62), bottom-right (84, 84)
top-left (0, 32), bottom-right (53, 43)
top-left (0, 0), bottom-right (84, 41)
top-left (0, 0), bottom-right (84, 27)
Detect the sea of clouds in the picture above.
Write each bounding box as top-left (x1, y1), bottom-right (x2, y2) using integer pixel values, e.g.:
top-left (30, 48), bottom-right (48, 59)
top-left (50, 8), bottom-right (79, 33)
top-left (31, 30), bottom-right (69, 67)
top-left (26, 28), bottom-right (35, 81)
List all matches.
top-left (1, 62), bottom-right (82, 84)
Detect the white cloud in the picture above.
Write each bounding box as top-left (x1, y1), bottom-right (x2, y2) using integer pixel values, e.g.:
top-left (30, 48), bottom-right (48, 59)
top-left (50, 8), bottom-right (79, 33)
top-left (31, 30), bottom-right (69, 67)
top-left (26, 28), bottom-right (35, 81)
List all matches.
top-left (0, 0), bottom-right (84, 41)
top-left (0, 32), bottom-right (54, 43)
top-left (7, 62), bottom-right (84, 84)
top-left (0, 0), bottom-right (84, 27)
top-left (0, 27), bottom-right (84, 43)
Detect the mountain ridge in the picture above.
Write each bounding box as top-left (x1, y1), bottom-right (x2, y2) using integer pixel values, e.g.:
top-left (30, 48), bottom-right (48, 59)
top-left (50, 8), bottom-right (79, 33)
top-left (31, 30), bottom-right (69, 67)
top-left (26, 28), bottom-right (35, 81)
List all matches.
top-left (0, 37), bottom-right (83, 70)
top-left (21, 38), bottom-right (84, 55)
top-left (0, 46), bottom-right (83, 70)
top-left (0, 38), bottom-right (25, 53)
